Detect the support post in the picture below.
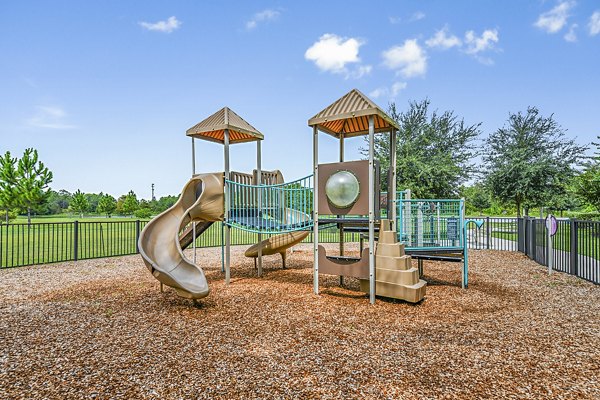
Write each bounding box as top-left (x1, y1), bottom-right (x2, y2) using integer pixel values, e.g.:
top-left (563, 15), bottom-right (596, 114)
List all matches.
top-left (390, 129), bottom-right (397, 229)
top-left (73, 220), bottom-right (79, 261)
top-left (547, 215), bottom-right (553, 274)
top-left (462, 200), bottom-right (468, 289)
top-left (570, 219), bottom-right (578, 276)
top-left (368, 115), bottom-right (375, 304)
top-left (193, 222), bottom-right (197, 264)
top-left (191, 137), bottom-right (196, 176)
top-left (224, 129), bottom-right (231, 284)
top-left (486, 216), bottom-right (490, 249)
top-left (135, 220), bottom-right (141, 253)
top-left (339, 133), bottom-right (344, 286)
top-left (256, 140), bottom-right (263, 276)
top-left (313, 125), bottom-right (319, 295)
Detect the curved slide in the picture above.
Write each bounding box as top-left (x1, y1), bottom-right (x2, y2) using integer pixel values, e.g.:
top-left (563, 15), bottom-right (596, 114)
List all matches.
top-left (138, 173), bottom-right (224, 299)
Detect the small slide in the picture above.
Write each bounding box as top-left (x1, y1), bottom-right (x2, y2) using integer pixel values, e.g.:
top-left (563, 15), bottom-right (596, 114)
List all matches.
top-left (138, 173), bottom-right (224, 299)
top-left (245, 231), bottom-right (310, 267)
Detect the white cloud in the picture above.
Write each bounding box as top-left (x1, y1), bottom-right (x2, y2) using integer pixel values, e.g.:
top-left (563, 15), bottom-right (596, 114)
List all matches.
top-left (391, 81), bottom-right (407, 96)
top-left (305, 34), bottom-right (364, 74)
top-left (382, 39), bottom-right (427, 78)
top-left (369, 87), bottom-right (387, 99)
top-left (426, 27), bottom-right (462, 49)
top-left (246, 9), bottom-right (280, 30)
top-left (564, 24), bottom-right (578, 42)
top-left (534, 1), bottom-right (575, 33)
top-left (589, 11), bottom-right (600, 36)
top-left (410, 11), bottom-right (426, 22)
top-left (139, 16), bottom-right (181, 33)
top-left (347, 65), bottom-right (372, 79)
top-left (26, 106), bottom-right (77, 130)
top-left (369, 82), bottom-right (408, 99)
top-left (389, 11), bottom-right (425, 25)
top-left (464, 29), bottom-right (499, 54)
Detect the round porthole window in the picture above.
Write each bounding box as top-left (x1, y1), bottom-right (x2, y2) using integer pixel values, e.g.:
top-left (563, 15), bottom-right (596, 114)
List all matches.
top-left (325, 170), bottom-right (360, 208)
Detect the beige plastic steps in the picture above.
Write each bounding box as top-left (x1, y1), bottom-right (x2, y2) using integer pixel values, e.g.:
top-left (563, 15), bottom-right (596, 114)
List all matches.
top-left (361, 219), bottom-right (427, 303)
top-left (378, 230), bottom-right (397, 244)
top-left (375, 267), bottom-right (420, 286)
top-left (376, 243), bottom-right (406, 258)
top-left (376, 254), bottom-right (411, 270)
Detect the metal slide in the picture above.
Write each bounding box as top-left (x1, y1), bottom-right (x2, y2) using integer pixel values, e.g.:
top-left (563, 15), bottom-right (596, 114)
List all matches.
top-left (138, 173), bottom-right (224, 299)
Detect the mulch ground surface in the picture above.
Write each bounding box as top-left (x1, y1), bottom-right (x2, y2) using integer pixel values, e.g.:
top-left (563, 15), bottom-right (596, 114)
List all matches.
top-left (1, 244), bottom-right (599, 399)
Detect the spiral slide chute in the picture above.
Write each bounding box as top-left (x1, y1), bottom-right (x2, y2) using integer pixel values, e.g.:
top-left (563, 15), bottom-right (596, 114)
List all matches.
top-left (138, 173), bottom-right (224, 299)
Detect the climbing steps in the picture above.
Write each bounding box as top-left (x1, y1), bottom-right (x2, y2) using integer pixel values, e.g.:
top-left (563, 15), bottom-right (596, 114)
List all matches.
top-left (360, 220), bottom-right (427, 303)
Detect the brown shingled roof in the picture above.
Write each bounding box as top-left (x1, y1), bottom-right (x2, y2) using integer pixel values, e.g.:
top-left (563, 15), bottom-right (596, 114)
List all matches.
top-left (186, 107), bottom-right (263, 144)
top-left (308, 89), bottom-right (399, 138)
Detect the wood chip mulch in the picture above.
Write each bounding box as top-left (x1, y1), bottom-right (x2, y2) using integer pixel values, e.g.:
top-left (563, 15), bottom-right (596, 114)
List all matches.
top-left (1, 243), bottom-right (599, 399)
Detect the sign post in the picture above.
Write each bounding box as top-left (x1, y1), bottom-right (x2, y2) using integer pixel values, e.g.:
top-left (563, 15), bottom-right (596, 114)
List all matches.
top-left (545, 214), bottom-right (558, 274)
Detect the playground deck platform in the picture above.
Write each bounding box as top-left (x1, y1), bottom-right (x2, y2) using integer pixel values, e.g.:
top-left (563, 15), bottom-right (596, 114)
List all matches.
top-left (1, 245), bottom-right (599, 399)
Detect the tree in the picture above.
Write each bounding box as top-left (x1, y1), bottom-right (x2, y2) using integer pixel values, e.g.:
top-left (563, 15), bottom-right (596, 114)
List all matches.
top-left (461, 183), bottom-right (491, 215)
top-left (83, 193), bottom-right (102, 213)
top-left (44, 189), bottom-right (72, 215)
top-left (97, 193), bottom-right (117, 218)
top-left (151, 195), bottom-right (178, 213)
top-left (483, 107), bottom-right (586, 217)
top-left (574, 136), bottom-right (600, 212)
top-left (121, 190), bottom-right (139, 216)
top-left (364, 99), bottom-right (480, 198)
top-left (15, 148), bottom-right (53, 223)
top-left (70, 189), bottom-right (89, 218)
top-left (546, 191), bottom-right (579, 217)
top-left (0, 151), bottom-right (18, 223)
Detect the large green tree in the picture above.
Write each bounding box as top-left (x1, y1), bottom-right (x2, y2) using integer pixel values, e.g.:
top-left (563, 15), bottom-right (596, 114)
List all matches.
top-left (483, 107), bottom-right (586, 217)
top-left (70, 189), bottom-right (89, 218)
top-left (365, 99), bottom-right (480, 198)
top-left (121, 190), bottom-right (139, 216)
top-left (97, 193), bottom-right (117, 217)
top-left (15, 148), bottom-right (53, 223)
top-left (0, 151), bottom-right (18, 223)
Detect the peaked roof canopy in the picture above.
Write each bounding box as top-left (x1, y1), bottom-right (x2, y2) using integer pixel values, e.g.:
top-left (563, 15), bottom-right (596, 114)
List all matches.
top-left (186, 107), bottom-right (264, 144)
top-left (308, 89), bottom-right (400, 138)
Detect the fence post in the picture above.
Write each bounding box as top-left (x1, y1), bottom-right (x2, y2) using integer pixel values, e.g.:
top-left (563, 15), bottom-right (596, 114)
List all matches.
top-left (135, 220), bottom-right (141, 253)
top-left (73, 220), bottom-right (79, 261)
top-left (529, 218), bottom-right (535, 259)
top-left (517, 218), bottom-right (523, 253)
top-left (570, 219), bottom-right (578, 276)
top-left (486, 217), bottom-right (490, 249)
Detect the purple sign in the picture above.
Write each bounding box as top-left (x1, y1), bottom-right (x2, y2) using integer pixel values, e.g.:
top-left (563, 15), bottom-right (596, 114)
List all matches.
top-left (545, 215), bottom-right (558, 236)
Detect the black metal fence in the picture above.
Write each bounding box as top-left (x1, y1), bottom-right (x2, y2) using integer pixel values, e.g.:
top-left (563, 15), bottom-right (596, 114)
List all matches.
top-left (0, 221), bottom-right (359, 269)
top-left (467, 217), bottom-right (519, 251)
top-left (2, 218), bottom-right (598, 285)
top-left (467, 216), bottom-right (599, 284)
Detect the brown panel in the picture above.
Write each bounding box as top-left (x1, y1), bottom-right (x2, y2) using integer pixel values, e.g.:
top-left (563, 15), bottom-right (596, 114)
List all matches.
top-left (317, 160), bottom-right (379, 216)
top-left (318, 245), bottom-right (370, 279)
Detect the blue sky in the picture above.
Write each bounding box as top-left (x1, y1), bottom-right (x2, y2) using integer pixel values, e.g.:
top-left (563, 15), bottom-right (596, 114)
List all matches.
top-left (1, 1), bottom-right (599, 199)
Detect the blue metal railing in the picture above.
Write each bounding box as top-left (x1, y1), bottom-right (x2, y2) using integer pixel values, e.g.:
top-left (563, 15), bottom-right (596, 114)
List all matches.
top-left (225, 175), bottom-right (314, 234)
top-left (397, 198), bottom-right (465, 250)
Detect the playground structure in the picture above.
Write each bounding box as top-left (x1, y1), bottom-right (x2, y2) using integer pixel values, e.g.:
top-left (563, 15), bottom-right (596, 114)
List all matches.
top-left (138, 89), bottom-right (475, 303)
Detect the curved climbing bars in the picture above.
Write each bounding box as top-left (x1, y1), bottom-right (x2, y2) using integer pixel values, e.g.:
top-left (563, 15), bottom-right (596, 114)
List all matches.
top-left (225, 174), bottom-right (314, 234)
